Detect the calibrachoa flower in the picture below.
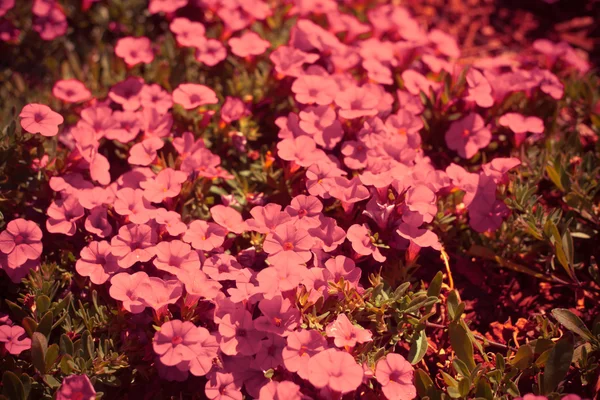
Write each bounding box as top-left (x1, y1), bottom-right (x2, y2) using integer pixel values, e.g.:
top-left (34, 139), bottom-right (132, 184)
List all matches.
top-left (282, 329), bottom-right (327, 379)
top-left (375, 353), bottom-right (416, 400)
top-left (110, 224), bottom-right (156, 268)
top-left (52, 79), bottom-right (92, 103)
top-left (76, 241), bottom-right (120, 285)
top-left (55, 375), bottom-right (96, 400)
top-left (0, 325), bottom-right (31, 355)
top-left (140, 168), bottom-right (188, 203)
top-left (183, 220), bottom-right (227, 251)
top-left (325, 313), bottom-right (373, 348)
top-left (307, 348), bottom-right (364, 393)
top-left (153, 320), bottom-right (204, 366)
top-left (445, 112), bottom-right (492, 159)
top-left (0, 219), bottom-right (42, 268)
top-left (109, 271), bottom-right (149, 313)
top-left (115, 36), bottom-right (154, 66)
top-left (173, 83), bottom-right (218, 110)
top-left (229, 31), bottom-right (270, 57)
top-left (153, 240), bottom-right (200, 275)
top-left (19, 103), bottom-right (64, 136)
top-left (263, 224), bottom-right (314, 265)
top-left (218, 308), bottom-right (264, 356)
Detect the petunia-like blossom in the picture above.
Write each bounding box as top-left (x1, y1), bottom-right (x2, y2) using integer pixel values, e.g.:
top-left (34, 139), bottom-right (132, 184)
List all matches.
top-left (188, 327), bottom-right (219, 376)
top-left (291, 75), bottom-right (337, 105)
top-left (220, 96), bottom-right (247, 124)
top-left (229, 31), bottom-right (270, 58)
top-left (285, 194), bottom-right (322, 230)
top-left (0, 0), bottom-right (14, 17)
top-left (347, 224), bottom-right (386, 262)
top-left (307, 348), bottom-right (363, 393)
top-left (141, 107), bottom-right (173, 138)
top-left (210, 205), bottom-right (247, 234)
top-left (154, 209), bottom-right (187, 236)
top-left (170, 18), bottom-right (206, 48)
top-left (195, 39), bottom-right (228, 66)
top-left (203, 254), bottom-right (243, 281)
top-left (104, 110), bottom-right (142, 142)
top-left (108, 76), bottom-right (144, 111)
top-left (140, 84), bottom-right (173, 114)
top-left (128, 137), bottom-right (164, 166)
top-left (375, 353), bottom-right (416, 400)
top-left (205, 372), bottom-right (243, 400)
top-left (253, 295), bottom-right (300, 336)
top-left (309, 216), bottom-right (346, 252)
top-left (115, 37), bottom-right (154, 67)
top-left (52, 79), bottom-right (92, 103)
top-left (173, 83), bottom-right (218, 110)
top-left (46, 196), bottom-right (85, 236)
top-left (464, 69), bottom-right (493, 108)
top-left (498, 113), bottom-right (544, 147)
top-left (305, 162), bottom-right (346, 198)
top-left (76, 241), bottom-right (120, 285)
top-left (85, 206), bottom-right (113, 238)
top-left (153, 320), bottom-right (203, 366)
top-left (0, 219), bottom-right (43, 268)
top-left (55, 375), bottom-right (96, 400)
top-left (257, 263), bottom-right (307, 298)
top-left (445, 113), bottom-right (492, 159)
top-left (218, 308), bottom-right (264, 356)
top-left (140, 168), bottom-right (188, 203)
top-left (324, 255), bottom-right (361, 287)
top-left (148, 0), bottom-right (187, 13)
top-left (33, 7), bottom-right (67, 40)
top-left (282, 329), bottom-right (327, 379)
top-left (335, 86), bottom-right (379, 119)
top-left (0, 325), bottom-right (31, 355)
top-left (109, 271), bottom-right (149, 313)
top-left (401, 69), bottom-right (439, 96)
top-left (138, 277), bottom-right (183, 315)
top-left (252, 333), bottom-right (286, 370)
top-left (326, 313), bottom-right (372, 348)
top-left (258, 380), bottom-right (303, 400)
top-left (263, 224), bottom-right (314, 266)
top-left (110, 224), bottom-right (156, 268)
top-left (277, 135), bottom-right (326, 167)
top-left (270, 46), bottom-right (320, 78)
top-left (113, 188), bottom-right (155, 225)
top-left (246, 204), bottom-right (291, 234)
top-left (19, 103), bottom-right (64, 137)
top-left (183, 221), bottom-right (227, 252)
top-left (178, 269), bottom-right (222, 303)
top-left (153, 240), bottom-right (200, 275)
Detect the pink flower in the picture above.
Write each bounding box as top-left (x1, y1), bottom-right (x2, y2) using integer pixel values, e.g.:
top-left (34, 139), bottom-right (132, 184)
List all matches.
top-left (257, 264), bottom-right (306, 298)
top-left (56, 375), bottom-right (96, 400)
top-left (402, 70), bottom-right (439, 96)
top-left (53, 79), bottom-right (92, 103)
top-left (141, 107), bottom-right (173, 138)
top-left (115, 37), bottom-right (154, 67)
top-left (109, 271), bottom-right (149, 313)
top-left (270, 46), bottom-right (319, 78)
top-left (253, 295), bottom-right (300, 336)
top-left (110, 224), bottom-right (156, 268)
top-left (347, 224), bottom-right (386, 262)
top-left (138, 277), bottom-right (183, 313)
top-left (327, 176), bottom-right (370, 204)
top-left (309, 216), bottom-right (346, 252)
top-left (326, 313), bottom-right (372, 348)
top-left (154, 209), bottom-right (187, 236)
top-left (178, 269), bottom-right (222, 302)
top-left (324, 255), bottom-right (361, 286)
top-left (291, 75), bottom-right (337, 105)
top-left (108, 77), bottom-right (144, 111)
top-left (0, 0), bottom-right (14, 17)
top-left (113, 188), bottom-right (155, 224)
top-left (76, 241), bottom-right (120, 285)
top-left (104, 110), bottom-right (142, 142)
top-left (305, 162), bottom-right (346, 198)
top-left (19, 103), bottom-right (63, 137)
top-left (221, 97), bottom-right (247, 124)
top-left (334, 86), bottom-right (379, 119)
top-left (498, 113), bottom-right (544, 146)
top-left (429, 29), bottom-right (460, 58)
top-left (0, 325), bottom-right (31, 355)
top-left (128, 137), bottom-right (164, 166)
top-left (205, 372), bottom-right (243, 400)
top-left (140, 84), bottom-right (173, 113)
top-left (218, 308), bottom-right (264, 356)
top-left (170, 18), bottom-right (206, 48)
top-left (153, 320), bottom-right (203, 366)
top-left (33, 7), bottom-right (67, 40)
top-left (153, 240), bottom-right (200, 275)
top-left (464, 69), bottom-right (493, 108)
top-left (205, 254), bottom-right (244, 280)
top-left (515, 395), bottom-right (549, 400)
top-left (173, 83), bottom-right (218, 110)
top-left (195, 39), bottom-right (228, 66)
top-left (85, 206), bottom-right (113, 238)
top-left (0, 219), bottom-right (42, 268)
top-left (396, 224), bottom-right (441, 250)
top-left (282, 329), bottom-right (327, 379)
top-left (187, 327), bottom-right (219, 376)
top-left (140, 168), bottom-right (188, 203)
top-left (46, 196), bottom-right (85, 236)
top-left (445, 113), bottom-right (492, 159)
top-left (277, 135), bottom-right (326, 167)
top-left (210, 205), bottom-right (247, 234)
top-left (246, 204), bottom-right (291, 234)
top-left (258, 380), bottom-right (303, 400)
top-left (183, 221), bottom-right (227, 251)
top-left (308, 348), bottom-right (363, 393)
top-left (263, 224), bottom-right (314, 265)
top-left (285, 194), bottom-right (323, 230)
top-left (229, 31), bottom-right (270, 57)
top-left (375, 353), bottom-right (416, 400)
top-left (148, 0), bottom-right (187, 14)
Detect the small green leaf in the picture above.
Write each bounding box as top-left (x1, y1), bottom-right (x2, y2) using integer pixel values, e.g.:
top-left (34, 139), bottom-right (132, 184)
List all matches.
top-left (2, 371), bottom-right (25, 400)
top-left (449, 323), bottom-right (476, 371)
top-left (545, 165), bottom-right (565, 191)
top-left (36, 295), bottom-right (51, 316)
top-left (36, 311), bottom-right (53, 338)
top-left (415, 368), bottom-right (433, 397)
top-left (31, 332), bottom-right (48, 374)
top-left (21, 317), bottom-right (38, 338)
top-left (542, 334), bottom-right (574, 394)
top-left (60, 334), bottom-right (74, 356)
top-left (511, 344), bottom-right (533, 369)
top-left (408, 330), bottom-right (428, 365)
top-left (458, 377), bottom-right (472, 397)
top-left (447, 290), bottom-right (461, 320)
top-left (45, 344), bottom-right (60, 372)
top-left (552, 308), bottom-right (595, 342)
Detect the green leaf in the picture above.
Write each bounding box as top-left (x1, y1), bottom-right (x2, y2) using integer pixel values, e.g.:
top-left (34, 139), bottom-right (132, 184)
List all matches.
top-left (36, 311), bottom-right (53, 338)
top-left (552, 308), bottom-right (595, 342)
top-left (447, 290), bottom-right (461, 321)
top-left (475, 380), bottom-right (494, 400)
top-left (511, 344), bottom-right (534, 369)
top-left (2, 371), bottom-right (25, 400)
top-left (31, 332), bottom-right (48, 374)
top-left (415, 369), bottom-right (433, 397)
top-left (45, 344), bottom-right (60, 372)
top-left (458, 377), bottom-right (472, 397)
top-left (60, 334), bottom-right (74, 356)
top-left (408, 330), bottom-right (428, 365)
top-left (21, 317), bottom-right (38, 338)
top-left (35, 295), bottom-right (51, 316)
top-left (542, 334), bottom-right (574, 394)
top-left (545, 165), bottom-right (565, 191)
top-left (449, 323), bottom-right (476, 371)
top-left (544, 220), bottom-right (576, 281)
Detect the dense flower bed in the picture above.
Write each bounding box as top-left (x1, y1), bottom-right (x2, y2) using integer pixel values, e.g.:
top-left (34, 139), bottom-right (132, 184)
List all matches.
top-left (0, 0), bottom-right (599, 399)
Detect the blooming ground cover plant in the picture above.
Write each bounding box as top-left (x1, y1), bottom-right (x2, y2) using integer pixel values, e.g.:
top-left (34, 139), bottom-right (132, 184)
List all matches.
top-left (0, 0), bottom-right (599, 399)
